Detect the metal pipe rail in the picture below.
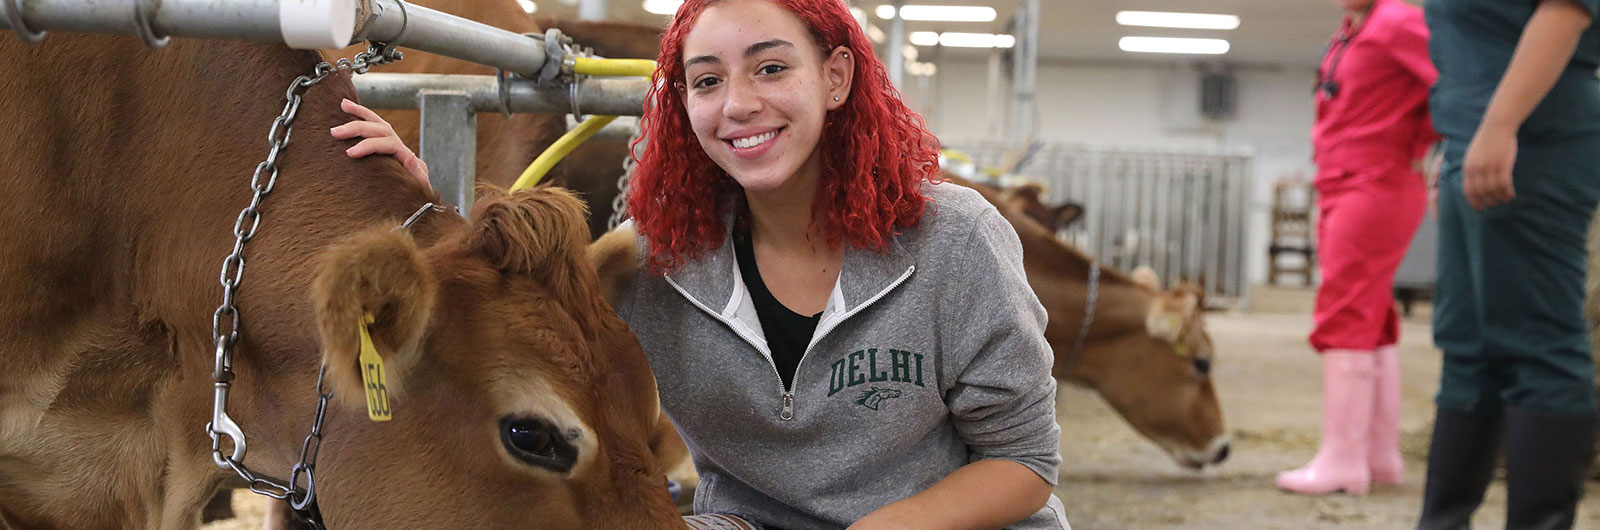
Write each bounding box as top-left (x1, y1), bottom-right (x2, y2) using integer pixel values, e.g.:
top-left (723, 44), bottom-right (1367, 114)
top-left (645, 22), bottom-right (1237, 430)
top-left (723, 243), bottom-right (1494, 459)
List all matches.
top-left (953, 141), bottom-right (1254, 309)
top-left (353, 74), bottom-right (648, 116)
top-left (0, 0), bottom-right (556, 77)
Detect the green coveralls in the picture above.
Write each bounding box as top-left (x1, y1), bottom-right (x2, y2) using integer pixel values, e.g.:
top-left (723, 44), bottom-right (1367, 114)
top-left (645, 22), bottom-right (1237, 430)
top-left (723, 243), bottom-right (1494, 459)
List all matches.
top-left (1427, 0), bottom-right (1600, 417)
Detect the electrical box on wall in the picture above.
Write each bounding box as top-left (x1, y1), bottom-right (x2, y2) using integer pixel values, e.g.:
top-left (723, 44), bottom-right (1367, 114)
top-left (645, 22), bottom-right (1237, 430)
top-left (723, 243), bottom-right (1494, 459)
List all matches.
top-left (1201, 70), bottom-right (1237, 121)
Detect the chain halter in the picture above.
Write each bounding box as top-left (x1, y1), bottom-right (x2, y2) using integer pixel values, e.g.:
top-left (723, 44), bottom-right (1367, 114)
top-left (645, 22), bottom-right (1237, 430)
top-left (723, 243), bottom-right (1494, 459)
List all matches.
top-left (205, 43), bottom-right (402, 529)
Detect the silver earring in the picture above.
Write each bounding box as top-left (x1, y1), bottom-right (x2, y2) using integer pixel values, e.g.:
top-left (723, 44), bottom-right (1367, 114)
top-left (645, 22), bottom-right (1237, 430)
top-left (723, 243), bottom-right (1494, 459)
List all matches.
top-left (843, 52), bottom-right (850, 58)
top-left (833, 96), bottom-right (840, 101)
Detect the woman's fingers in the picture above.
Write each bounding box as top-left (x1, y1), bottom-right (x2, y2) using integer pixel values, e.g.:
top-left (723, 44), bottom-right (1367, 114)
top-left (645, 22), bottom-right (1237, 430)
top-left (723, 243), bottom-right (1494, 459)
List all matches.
top-left (339, 98), bottom-right (384, 123)
top-left (346, 136), bottom-right (407, 159)
top-left (330, 120), bottom-right (395, 140)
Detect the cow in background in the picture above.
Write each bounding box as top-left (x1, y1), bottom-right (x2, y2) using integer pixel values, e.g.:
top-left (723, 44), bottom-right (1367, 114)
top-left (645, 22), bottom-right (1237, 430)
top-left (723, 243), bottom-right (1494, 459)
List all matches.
top-left (950, 175), bottom-right (1229, 468)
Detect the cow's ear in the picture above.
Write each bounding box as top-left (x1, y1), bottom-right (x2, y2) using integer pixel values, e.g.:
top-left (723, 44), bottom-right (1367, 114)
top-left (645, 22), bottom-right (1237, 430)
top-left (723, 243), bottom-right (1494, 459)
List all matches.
top-left (1145, 290), bottom-right (1200, 343)
top-left (311, 226), bottom-right (436, 411)
top-left (588, 224), bottom-right (640, 307)
top-left (1053, 203), bottom-right (1084, 229)
top-left (1130, 266), bottom-right (1161, 290)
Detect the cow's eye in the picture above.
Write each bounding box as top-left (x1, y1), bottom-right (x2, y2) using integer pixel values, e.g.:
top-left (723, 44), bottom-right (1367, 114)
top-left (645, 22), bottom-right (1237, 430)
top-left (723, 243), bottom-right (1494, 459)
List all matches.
top-left (1192, 357), bottom-right (1212, 376)
top-left (501, 416), bottom-right (578, 473)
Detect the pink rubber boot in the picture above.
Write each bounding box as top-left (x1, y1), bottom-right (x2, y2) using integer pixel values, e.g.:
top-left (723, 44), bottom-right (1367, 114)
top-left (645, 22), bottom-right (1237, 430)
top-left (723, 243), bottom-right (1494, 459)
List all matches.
top-left (1368, 344), bottom-right (1404, 485)
top-left (1277, 350), bottom-right (1375, 495)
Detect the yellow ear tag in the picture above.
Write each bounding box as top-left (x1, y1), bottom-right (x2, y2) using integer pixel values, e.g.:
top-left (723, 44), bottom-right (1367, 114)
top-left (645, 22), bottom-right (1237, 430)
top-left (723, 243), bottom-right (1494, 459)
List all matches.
top-left (1167, 316), bottom-right (1191, 357)
top-left (358, 311), bottom-right (393, 422)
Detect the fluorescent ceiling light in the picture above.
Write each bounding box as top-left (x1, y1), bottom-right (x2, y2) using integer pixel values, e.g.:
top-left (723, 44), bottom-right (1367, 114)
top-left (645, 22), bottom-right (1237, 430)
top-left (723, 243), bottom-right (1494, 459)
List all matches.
top-left (1119, 36), bottom-right (1230, 54)
top-left (909, 31), bottom-right (940, 46)
top-left (876, 5), bottom-right (996, 22)
top-left (867, 24), bottom-right (886, 44)
top-left (940, 32), bottom-right (1014, 48)
top-left (642, 0), bottom-right (681, 15)
top-left (515, 0), bottom-right (537, 14)
top-left (1116, 11), bottom-right (1240, 30)
top-left (910, 31), bottom-right (1014, 48)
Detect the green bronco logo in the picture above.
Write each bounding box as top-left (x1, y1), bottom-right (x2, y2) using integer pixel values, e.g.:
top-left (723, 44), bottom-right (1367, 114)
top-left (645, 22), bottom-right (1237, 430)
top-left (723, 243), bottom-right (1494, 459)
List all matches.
top-left (828, 348), bottom-right (924, 403)
top-left (854, 386), bottom-right (903, 410)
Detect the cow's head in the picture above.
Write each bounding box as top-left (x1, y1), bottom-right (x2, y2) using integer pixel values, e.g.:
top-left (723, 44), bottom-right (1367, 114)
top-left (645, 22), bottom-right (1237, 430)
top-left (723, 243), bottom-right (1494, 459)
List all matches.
top-left (307, 187), bottom-right (681, 528)
top-left (1000, 182), bottom-right (1084, 232)
top-left (1081, 267), bottom-right (1228, 470)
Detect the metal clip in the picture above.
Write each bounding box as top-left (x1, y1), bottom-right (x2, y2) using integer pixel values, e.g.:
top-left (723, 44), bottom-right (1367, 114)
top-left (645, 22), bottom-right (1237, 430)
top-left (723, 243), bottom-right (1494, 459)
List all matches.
top-left (210, 385), bottom-right (247, 467)
top-left (395, 202), bottom-right (440, 231)
top-left (3, 0), bottom-right (45, 44)
top-left (131, 0), bottom-right (168, 49)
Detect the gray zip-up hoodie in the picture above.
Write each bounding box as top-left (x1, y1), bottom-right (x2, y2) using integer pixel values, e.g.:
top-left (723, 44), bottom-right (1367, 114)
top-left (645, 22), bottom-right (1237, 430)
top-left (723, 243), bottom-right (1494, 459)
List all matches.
top-left (615, 181), bottom-right (1069, 529)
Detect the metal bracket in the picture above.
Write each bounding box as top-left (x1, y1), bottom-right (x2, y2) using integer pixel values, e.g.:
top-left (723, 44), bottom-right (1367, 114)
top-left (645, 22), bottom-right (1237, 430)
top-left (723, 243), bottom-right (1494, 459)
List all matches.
top-left (539, 28), bottom-right (564, 87)
top-left (3, 0), bottom-right (45, 44)
top-left (569, 75), bottom-right (586, 121)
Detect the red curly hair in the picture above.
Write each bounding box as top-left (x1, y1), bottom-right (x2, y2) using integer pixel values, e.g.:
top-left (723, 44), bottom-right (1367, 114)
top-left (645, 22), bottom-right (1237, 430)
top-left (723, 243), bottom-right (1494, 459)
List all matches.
top-left (627, 0), bottom-right (940, 272)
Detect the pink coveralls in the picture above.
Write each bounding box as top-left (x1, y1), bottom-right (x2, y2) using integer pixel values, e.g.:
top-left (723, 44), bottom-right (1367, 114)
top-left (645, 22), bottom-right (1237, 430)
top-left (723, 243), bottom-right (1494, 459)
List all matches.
top-left (1308, 0), bottom-right (1437, 352)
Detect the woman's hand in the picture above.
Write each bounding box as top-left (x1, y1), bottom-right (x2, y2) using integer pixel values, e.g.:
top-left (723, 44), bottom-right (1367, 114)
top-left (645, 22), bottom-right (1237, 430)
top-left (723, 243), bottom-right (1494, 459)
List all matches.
top-left (1461, 125), bottom-right (1517, 210)
top-left (331, 98), bottom-right (430, 188)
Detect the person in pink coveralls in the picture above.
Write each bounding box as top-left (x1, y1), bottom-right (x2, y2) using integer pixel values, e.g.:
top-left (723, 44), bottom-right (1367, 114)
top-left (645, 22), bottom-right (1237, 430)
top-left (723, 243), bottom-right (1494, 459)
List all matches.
top-left (1277, 0), bottom-right (1439, 496)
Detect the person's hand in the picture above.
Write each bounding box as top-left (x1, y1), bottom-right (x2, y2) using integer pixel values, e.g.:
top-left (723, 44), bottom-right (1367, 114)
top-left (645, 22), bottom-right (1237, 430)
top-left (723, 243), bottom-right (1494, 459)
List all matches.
top-left (331, 98), bottom-right (430, 188)
top-left (1461, 125), bottom-right (1517, 210)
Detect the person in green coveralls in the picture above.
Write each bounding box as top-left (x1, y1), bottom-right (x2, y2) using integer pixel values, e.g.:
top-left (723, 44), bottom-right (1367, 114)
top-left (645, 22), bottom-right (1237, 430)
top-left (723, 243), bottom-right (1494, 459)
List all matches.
top-left (1421, 0), bottom-right (1600, 528)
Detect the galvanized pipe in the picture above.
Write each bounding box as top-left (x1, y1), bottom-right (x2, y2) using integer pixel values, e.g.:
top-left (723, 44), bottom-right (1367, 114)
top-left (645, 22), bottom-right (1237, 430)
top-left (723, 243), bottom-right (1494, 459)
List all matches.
top-left (1, 0), bottom-right (554, 77)
top-left (418, 90), bottom-right (475, 215)
top-left (360, 0), bottom-right (547, 77)
top-left (353, 73), bottom-right (648, 116)
top-left (0, 0), bottom-right (308, 44)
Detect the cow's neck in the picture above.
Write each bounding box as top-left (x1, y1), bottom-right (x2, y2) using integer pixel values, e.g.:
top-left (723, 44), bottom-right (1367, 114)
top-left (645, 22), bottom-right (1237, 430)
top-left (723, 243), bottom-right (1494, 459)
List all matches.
top-left (1008, 216), bottom-right (1155, 385)
top-left (120, 40), bottom-right (448, 487)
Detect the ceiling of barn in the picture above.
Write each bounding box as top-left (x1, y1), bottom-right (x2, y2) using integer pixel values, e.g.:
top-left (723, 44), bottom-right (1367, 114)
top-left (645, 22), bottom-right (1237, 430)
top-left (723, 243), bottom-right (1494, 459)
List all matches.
top-left (528, 0), bottom-right (1363, 68)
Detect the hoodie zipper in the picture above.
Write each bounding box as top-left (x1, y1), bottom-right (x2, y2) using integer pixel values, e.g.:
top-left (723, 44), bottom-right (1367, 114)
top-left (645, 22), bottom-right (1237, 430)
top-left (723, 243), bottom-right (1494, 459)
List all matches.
top-left (666, 264), bottom-right (916, 422)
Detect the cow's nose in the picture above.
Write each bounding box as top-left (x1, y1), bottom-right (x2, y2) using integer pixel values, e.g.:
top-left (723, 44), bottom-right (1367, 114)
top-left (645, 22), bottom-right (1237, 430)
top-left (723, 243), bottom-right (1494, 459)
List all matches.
top-left (1213, 442), bottom-right (1231, 464)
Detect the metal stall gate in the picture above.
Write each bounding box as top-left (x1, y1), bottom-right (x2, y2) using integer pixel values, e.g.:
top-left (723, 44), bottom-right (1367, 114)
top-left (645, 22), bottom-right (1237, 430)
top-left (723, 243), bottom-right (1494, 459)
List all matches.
top-left (955, 142), bottom-right (1253, 308)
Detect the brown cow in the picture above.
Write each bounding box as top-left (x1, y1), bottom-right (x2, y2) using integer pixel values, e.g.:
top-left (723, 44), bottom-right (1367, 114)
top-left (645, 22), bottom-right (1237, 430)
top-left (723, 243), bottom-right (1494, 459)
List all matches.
top-left (0, 34), bottom-right (690, 529)
top-left (592, 177), bottom-right (1228, 470)
top-left (953, 176), bottom-right (1229, 468)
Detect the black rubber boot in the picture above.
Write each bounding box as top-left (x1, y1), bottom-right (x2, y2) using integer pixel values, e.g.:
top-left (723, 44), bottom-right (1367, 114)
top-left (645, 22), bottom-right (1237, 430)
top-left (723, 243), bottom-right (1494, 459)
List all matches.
top-left (1504, 407), bottom-right (1596, 530)
top-left (1418, 408), bottom-right (1504, 530)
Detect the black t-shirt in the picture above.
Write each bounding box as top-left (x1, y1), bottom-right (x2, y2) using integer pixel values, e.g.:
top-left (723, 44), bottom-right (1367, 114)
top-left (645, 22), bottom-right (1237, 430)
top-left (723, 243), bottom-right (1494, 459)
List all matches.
top-left (733, 231), bottom-right (820, 391)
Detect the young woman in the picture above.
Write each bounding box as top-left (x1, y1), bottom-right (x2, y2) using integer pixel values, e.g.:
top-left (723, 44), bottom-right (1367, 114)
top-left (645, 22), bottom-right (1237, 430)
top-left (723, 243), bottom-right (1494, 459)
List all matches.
top-left (333, 0), bottom-right (1069, 528)
top-left (1278, 0), bottom-right (1436, 496)
top-left (1421, 0), bottom-right (1599, 527)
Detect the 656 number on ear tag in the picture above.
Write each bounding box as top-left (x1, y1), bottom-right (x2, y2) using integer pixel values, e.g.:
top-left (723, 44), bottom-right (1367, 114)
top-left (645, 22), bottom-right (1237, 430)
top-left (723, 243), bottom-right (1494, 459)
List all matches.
top-left (358, 311), bottom-right (392, 422)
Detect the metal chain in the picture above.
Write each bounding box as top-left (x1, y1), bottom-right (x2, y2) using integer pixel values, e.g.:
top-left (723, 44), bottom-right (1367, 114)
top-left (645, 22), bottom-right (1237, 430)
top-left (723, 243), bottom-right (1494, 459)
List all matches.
top-left (607, 123), bottom-right (642, 230)
top-left (1070, 262), bottom-right (1101, 357)
top-left (206, 43), bottom-right (401, 529)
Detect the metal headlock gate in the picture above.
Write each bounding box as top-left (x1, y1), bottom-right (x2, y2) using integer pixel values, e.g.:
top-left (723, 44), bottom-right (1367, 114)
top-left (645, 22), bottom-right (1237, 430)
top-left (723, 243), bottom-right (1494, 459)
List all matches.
top-left (0, 0), bottom-right (650, 216)
top-left (954, 142), bottom-right (1253, 308)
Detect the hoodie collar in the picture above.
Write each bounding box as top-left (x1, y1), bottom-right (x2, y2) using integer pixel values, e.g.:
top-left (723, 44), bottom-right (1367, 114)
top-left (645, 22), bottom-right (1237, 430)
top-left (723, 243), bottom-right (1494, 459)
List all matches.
top-left (664, 220), bottom-right (917, 323)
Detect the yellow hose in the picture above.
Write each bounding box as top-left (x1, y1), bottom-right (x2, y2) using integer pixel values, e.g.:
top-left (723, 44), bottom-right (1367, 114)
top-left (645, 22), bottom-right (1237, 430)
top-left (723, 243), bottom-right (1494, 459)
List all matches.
top-left (509, 58), bottom-right (654, 191)
top-left (573, 57), bottom-right (657, 77)
top-left (511, 115), bottom-right (619, 191)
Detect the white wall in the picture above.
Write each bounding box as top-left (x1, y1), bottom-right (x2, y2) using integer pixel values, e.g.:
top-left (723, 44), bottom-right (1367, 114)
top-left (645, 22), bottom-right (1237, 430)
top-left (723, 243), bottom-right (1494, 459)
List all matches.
top-left (906, 57), bottom-right (1320, 288)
